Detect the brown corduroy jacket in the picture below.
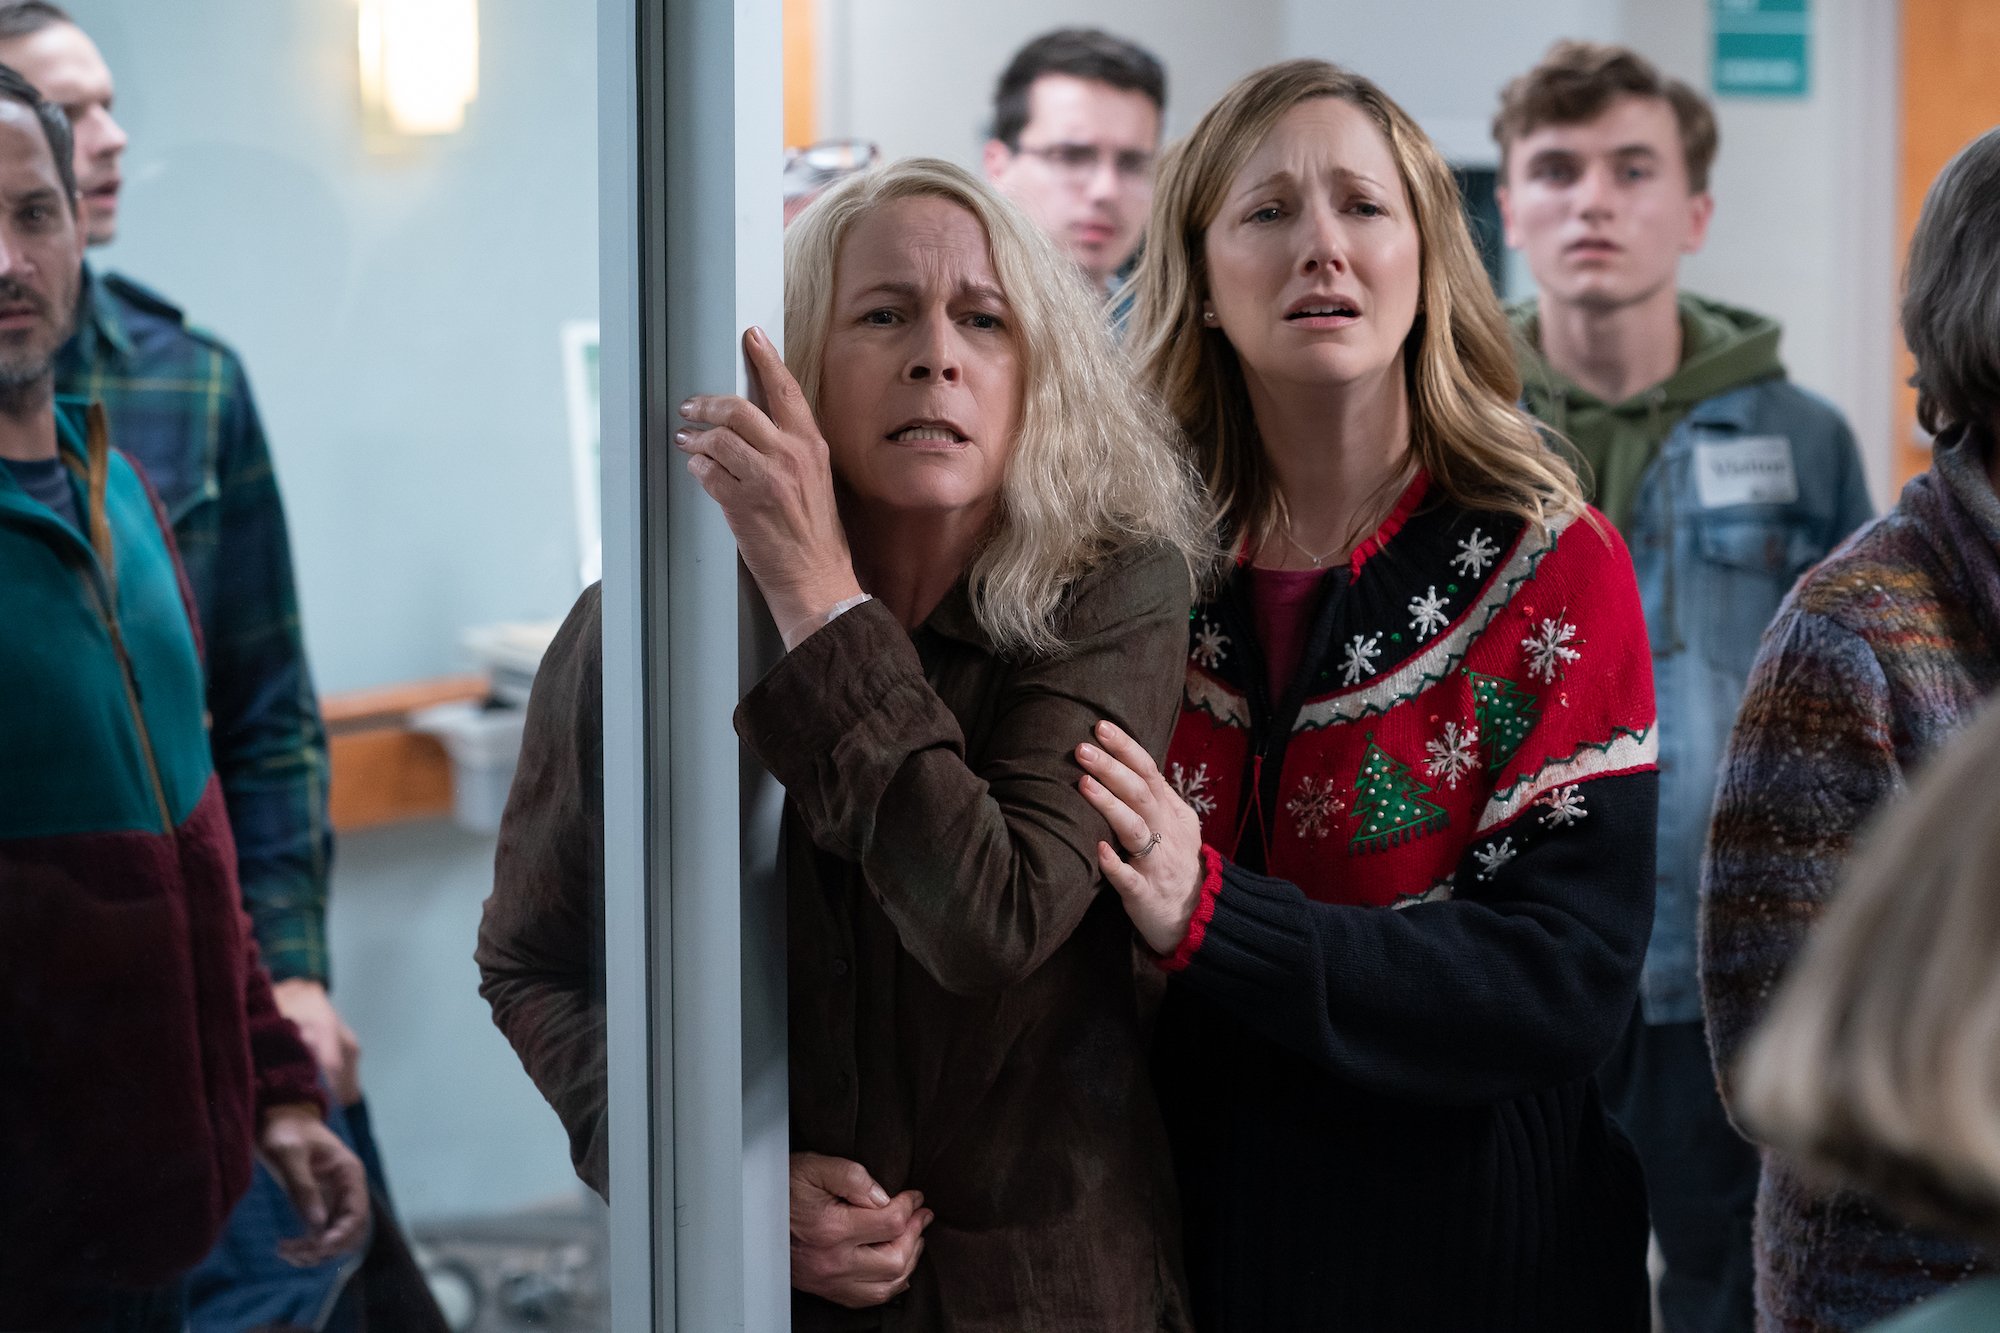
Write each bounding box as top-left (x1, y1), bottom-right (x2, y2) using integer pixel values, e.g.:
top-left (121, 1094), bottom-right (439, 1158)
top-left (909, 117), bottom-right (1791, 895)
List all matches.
top-left (478, 542), bottom-right (1194, 1331)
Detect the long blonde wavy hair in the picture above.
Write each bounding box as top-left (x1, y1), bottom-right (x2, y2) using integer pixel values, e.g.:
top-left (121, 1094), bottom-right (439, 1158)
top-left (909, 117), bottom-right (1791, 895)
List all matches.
top-left (1123, 59), bottom-right (1586, 546)
top-left (785, 158), bottom-right (1208, 656)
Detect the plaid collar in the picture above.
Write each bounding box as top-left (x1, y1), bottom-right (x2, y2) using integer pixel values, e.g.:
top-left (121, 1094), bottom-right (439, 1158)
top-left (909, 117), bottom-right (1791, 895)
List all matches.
top-left (69, 263), bottom-right (135, 367)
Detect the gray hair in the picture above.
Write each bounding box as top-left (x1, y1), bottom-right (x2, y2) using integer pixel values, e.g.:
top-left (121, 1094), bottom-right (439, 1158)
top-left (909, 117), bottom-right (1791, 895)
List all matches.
top-left (1736, 697), bottom-right (2000, 1248)
top-left (783, 157), bottom-right (1209, 656)
top-left (0, 2), bottom-right (72, 43)
top-left (1902, 124), bottom-right (2000, 436)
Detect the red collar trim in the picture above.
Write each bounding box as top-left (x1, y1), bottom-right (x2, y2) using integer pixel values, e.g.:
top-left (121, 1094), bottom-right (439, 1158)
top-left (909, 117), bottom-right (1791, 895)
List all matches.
top-left (1347, 469), bottom-right (1430, 576)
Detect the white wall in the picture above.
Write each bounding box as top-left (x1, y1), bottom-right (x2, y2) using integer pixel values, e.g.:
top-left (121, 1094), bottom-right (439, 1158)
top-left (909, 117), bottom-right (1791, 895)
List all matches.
top-left (816, 0), bottom-right (1286, 167)
top-left (1621, 0), bottom-right (1899, 503)
top-left (1281, 0), bottom-right (1621, 164)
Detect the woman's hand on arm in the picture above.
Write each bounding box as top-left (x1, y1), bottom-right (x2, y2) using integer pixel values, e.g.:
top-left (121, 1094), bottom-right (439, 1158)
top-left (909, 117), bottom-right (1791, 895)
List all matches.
top-left (1076, 719), bottom-right (1207, 957)
top-left (790, 1152), bottom-right (933, 1309)
top-left (676, 327), bottom-right (864, 648)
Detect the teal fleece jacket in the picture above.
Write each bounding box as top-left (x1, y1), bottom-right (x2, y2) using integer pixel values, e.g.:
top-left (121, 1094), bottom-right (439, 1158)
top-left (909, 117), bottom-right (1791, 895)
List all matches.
top-left (0, 399), bottom-right (321, 1322)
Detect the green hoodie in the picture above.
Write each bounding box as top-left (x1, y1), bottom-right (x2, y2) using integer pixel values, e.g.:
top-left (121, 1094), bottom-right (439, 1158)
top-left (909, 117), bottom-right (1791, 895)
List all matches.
top-left (1511, 293), bottom-right (1786, 534)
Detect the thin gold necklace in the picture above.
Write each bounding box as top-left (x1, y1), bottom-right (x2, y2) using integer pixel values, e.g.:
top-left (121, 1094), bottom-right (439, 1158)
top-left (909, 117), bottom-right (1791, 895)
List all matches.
top-left (1278, 515), bottom-right (1343, 569)
top-left (1273, 469), bottom-right (1407, 570)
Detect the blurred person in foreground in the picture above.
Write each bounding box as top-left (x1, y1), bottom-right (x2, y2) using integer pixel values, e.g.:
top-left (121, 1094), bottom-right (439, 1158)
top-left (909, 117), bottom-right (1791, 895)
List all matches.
top-left (480, 157), bottom-right (1208, 1328)
top-left (1701, 123), bottom-right (2000, 1332)
top-left (982, 27), bottom-right (1164, 296)
top-left (1492, 40), bottom-right (1873, 1333)
top-left (1073, 58), bottom-right (1658, 1330)
top-left (1734, 696), bottom-right (2000, 1333)
top-left (0, 60), bottom-right (365, 1331)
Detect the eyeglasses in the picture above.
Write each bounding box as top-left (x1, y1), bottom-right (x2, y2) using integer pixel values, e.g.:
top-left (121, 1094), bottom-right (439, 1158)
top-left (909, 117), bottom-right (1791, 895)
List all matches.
top-left (1012, 142), bottom-right (1156, 184)
top-left (784, 139), bottom-right (882, 201)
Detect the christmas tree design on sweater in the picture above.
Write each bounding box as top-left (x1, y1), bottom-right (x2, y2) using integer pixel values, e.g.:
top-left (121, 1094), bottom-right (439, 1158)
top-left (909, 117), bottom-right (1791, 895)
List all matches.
top-left (1168, 478), bottom-right (1658, 910)
top-left (1469, 672), bottom-right (1538, 771)
top-left (1350, 740), bottom-right (1448, 852)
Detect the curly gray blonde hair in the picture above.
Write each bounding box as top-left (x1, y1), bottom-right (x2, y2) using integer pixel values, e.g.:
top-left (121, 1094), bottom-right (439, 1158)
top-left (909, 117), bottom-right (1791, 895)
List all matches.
top-left (784, 157), bottom-right (1209, 655)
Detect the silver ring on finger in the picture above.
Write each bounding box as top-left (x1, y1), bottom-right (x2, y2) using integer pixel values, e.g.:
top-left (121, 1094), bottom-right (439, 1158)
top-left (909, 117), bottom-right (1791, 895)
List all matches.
top-left (1130, 829), bottom-right (1162, 859)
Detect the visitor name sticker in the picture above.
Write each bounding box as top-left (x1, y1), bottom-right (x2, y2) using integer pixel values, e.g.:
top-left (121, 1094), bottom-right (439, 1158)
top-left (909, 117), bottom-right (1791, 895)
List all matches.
top-left (1694, 435), bottom-right (1799, 509)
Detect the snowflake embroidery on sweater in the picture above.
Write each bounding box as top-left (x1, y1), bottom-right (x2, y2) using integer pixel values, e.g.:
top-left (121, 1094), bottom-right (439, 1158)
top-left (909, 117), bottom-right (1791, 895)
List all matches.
top-left (1521, 616), bottom-right (1582, 683)
top-left (1170, 761), bottom-right (1218, 818)
top-left (1451, 528), bottom-right (1500, 578)
top-left (1407, 585), bottom-right (1450, 640)
top-left (1190, 617), bottom-right (1230, 669)
top-left (1536, 784), bottom-right (1588, 828)
top-left (1423, 721), bottom-right (1480, 790)
top-left (1286, 775), bottom-right (1346, 839)
top-left (1473, 837), bottom-right (1516, 881)
top-left (1340, 633), bottom-right (1383, 685)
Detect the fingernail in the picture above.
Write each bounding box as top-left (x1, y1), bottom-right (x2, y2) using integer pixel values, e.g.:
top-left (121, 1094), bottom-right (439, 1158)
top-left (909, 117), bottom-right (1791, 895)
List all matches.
top-left (748, 326), bottom-right (767, 346)
top-left (672, 429), bottom-right (690, 447)
top-left (869, 1185), bottom-right (890, 1207)
top-left (1078, 743), bottom-right (1099, 761)
top-left (1096, 719), bottom-right (1114, 737)
top-left (679, 399), bottom-right (695, 416)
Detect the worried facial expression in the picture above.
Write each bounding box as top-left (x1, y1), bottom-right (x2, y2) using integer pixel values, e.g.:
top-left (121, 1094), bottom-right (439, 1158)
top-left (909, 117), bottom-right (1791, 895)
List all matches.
top-left (816, 197), bottom-right (1023, 527)
top-left (1498, 94), bottom-right (1713, 315)
top-left (0, 22), bottom-right (126, 247)
top-left (984, 74), bottom-right (1160, 288)
top-left (1202, 97), bottom-right (1423, 399)
top-left (0, 101), bottom-right (82, 393)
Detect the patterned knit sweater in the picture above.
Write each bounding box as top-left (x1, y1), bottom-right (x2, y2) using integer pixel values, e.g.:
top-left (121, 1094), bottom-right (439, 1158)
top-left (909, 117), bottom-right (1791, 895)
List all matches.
top-left (1155, 473), bottom-right (1660, 1331)
top-left (1701, 427), bottom-right (2000, 1332)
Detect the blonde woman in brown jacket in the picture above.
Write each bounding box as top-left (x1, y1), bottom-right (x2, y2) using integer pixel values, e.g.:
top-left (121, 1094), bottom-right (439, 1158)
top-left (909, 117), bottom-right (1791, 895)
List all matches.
top-left (479, 158), bottom-right (1209, 1330)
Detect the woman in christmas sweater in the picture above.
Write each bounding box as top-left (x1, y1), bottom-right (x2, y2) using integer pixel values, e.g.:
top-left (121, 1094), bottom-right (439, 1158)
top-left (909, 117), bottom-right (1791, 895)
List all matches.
top-left (1076, 60), bottom-right (1658, 1330)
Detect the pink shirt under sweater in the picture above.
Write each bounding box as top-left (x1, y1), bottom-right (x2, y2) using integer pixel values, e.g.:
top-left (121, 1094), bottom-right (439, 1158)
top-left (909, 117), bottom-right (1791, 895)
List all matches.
top-left (1249, 565), bottom-right (1330, 703)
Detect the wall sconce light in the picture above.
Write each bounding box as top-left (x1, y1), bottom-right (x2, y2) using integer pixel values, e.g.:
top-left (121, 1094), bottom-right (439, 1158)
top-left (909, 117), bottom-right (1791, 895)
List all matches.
top-left (359, 0), bottom-right (480, 137)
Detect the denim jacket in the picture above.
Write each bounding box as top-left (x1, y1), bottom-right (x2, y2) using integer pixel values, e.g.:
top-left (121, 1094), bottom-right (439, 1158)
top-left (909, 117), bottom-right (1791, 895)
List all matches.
top-left (1629, 380), bottom-right (1872, 1021)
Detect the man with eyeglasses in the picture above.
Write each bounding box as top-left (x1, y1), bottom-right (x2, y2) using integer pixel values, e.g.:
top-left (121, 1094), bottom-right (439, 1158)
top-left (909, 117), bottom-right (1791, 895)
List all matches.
top-left (982, 28), bottom-right (1164, 294)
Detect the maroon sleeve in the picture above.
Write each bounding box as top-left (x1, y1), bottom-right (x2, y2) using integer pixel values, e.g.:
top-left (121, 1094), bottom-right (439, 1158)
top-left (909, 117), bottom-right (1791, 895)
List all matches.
top-left (241, 913), bottom-right (325, 1120)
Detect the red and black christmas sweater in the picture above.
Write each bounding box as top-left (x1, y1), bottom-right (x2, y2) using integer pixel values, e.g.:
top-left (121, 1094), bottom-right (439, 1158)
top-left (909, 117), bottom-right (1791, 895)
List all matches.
top-left (1151, 472), bottom-right (1660, 1333)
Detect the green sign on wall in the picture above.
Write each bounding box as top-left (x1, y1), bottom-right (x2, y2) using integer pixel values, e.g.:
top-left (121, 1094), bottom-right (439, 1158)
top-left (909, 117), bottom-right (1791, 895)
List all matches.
top-left (1712, 0), bottom-right (1811, 99)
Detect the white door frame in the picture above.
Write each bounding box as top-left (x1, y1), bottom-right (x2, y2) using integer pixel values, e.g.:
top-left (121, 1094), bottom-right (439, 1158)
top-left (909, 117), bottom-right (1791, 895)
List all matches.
top-left (599, 0), bottom-right (790, 1326)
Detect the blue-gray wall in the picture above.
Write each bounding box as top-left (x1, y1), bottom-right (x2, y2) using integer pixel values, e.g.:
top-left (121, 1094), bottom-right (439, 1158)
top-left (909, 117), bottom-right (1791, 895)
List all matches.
top-left (64, 0), bottom-right (597, 1217)
top-left (71, 0), bottom-right (595, 693)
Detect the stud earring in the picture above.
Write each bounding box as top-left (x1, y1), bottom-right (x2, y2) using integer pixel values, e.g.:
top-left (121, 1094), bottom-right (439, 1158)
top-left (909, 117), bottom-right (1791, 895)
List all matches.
top-left (1201, 307), bottom-right (1218, 325)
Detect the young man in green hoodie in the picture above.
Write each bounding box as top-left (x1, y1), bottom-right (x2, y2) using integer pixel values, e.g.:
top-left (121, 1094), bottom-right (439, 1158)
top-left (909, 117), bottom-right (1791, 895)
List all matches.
top-left (1494, 40), bottom-right (1873, 1333)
